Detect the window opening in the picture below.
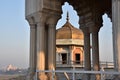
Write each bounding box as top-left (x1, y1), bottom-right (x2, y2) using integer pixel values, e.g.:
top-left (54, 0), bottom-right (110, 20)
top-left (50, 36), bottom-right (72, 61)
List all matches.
top-left (75, 54), bottom-right (80, 64)
top-left (61, 53), bottom-right (67, 64)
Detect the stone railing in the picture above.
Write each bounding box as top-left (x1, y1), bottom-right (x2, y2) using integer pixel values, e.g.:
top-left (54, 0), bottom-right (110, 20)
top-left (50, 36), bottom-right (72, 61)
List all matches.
top-left (35, 70), bottom-right (120, 80)
top-left (56, 61), bottom-right (114, 68)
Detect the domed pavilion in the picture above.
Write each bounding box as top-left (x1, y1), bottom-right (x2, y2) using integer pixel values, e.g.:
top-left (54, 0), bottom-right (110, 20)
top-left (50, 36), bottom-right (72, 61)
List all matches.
top-left (56, 12), bottom-right (84, 68)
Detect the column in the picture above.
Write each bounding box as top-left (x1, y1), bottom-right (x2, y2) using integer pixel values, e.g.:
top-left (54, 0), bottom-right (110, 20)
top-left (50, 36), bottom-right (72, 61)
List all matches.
top-left (48, 23), bottom-right (56, 80)
top-left (91, 27), bottom-right (100, 80)
top-left (81, 27), bottom-right (91, 80)
top-left (37, 22), bottom-right (47, 80)
top-left (29, 24), bottom-right (37, 80)
top-left (45, 25), bottom-right (48, 70)
top-left (112, 0), bottom-right (120, 71)
top-left (48, 24), bottom-right (56, 70)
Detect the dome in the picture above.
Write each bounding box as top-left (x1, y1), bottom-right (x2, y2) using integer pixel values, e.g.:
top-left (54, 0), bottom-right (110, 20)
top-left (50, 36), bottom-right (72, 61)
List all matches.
top-left (56, 21), bottom-right (84, 40)
top-left (56, 12), bottom-right (84, 46)
top-left (56, 13), bottom-right (84, 40)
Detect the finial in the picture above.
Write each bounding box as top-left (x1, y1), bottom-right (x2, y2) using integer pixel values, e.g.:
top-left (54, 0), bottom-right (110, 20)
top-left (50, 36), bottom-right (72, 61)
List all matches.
top-left (66, 11), bottom-right (69, 22)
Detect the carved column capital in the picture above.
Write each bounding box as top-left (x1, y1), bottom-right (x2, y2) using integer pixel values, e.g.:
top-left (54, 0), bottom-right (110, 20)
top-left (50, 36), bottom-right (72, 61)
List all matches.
top-left (46, 15), bottom-right (60, 26)
top-left (29, 23), bottom-right (36, 29)
top-left (26, 16), bottom-right (34, 24)
top-left (80, 27), bottom-right (90, 34)
top-left (87, 21), bottom-right (102, 33)
top-left (33, 12), bottom-right (48, 25)
top-left (90, 26), bottom-right (101, 33)
top-left (26, 16), bottom-right (36, 29)
top-left (79, 16), bottom-right (90, 34)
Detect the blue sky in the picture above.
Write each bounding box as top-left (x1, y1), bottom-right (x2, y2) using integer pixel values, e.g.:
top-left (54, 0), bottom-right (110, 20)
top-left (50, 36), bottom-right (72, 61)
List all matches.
top-left (0, 0), bottom-right (29, 68)
top-left (0, 1), bottom-right (113, 69)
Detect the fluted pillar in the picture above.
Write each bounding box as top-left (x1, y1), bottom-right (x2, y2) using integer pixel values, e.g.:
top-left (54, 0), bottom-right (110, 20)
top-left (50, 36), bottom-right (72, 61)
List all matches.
top-left (29, 24), bottom-right (37, 80)
top-left (26, 17), bottom-right (37, 80)
top-left (81, 27), bottom-right (91, 80)
top-left (47, 17), bottom-right (59, 80)
top-left (91, 26), bottom-right (100, 80)
top-left (48, 24), bottom-right (56, 70)
top-left (48, 24), bottom-right (56, 79)
top-left (37, 22), bottom-right (47, 80)
top-left (112, 0), bottom-right (120, 71)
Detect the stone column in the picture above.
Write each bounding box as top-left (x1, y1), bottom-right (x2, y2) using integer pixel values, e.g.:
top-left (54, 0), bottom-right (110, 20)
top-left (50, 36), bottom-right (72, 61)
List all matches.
top-left (29, 24), bottom-right (37, 80)
top-left (81, 27), bottom-right (91, 80)
top-left (48, 24), bottom-right (56, 70)
top-left (112, 0), bottom-right (120, 71)
top-left (47, 23), bottom-right (56, 80)
top-left (36, 22), bottom-right (47, 80)
top-left (91, 26), bottom-right (100, 80)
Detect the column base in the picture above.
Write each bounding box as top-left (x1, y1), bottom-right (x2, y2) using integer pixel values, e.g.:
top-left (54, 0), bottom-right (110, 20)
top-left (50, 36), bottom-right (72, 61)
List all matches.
top-left (29, 73), bottom-right (35, 80)
top-left (28, 69), bottom-right (35, 80)
top-left (96, 74), bottom-right (100, 80)
top-left (92, 74), bottom-right (100, 80)
top-left (47, 72), bottom-right (57, 80)
top-left (38, 73), bottom-right (48, 80)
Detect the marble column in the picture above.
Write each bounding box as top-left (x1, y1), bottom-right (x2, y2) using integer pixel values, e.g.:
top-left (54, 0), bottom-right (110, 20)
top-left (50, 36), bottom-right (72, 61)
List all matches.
top-left (112, 0), bottom-right (120, 71)
top-left (29, 24), bottom-right (37, 80)
top-left (48, 23), bottom-right (56, 80)
top-left (91, 27), bottom-right (100, 80)
top-left (81, 27), bottom-right (91, 80)
top-left (48, 24), bottom-right (56, 70)
top-left (46, 15), bottom-right (60, 80)
top-left (37, 22), bottom-right (47, 80)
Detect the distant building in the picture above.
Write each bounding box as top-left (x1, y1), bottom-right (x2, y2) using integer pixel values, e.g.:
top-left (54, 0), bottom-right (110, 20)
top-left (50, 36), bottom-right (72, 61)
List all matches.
top-left (6, 64), bottom-right (18, 71)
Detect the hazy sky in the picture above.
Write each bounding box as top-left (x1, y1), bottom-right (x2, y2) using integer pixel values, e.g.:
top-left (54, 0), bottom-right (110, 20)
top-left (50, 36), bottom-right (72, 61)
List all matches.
top-left (0, 1), bottom-right (113, 69)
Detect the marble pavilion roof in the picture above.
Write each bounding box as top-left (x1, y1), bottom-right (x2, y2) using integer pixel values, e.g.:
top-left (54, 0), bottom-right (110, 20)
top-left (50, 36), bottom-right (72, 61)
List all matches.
top-left (56, 12), bottom-right (84, 45)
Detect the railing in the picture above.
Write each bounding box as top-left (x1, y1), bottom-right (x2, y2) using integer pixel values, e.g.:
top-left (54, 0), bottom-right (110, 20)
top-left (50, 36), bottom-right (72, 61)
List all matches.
top-left (35, 70), bottom-right (120, 80)
top-left (56, 61), bottom-right (114, 68)
top-left (56, 60), bottom-right (84, 65)
top-left (100, 61), bottom-right (114, 68)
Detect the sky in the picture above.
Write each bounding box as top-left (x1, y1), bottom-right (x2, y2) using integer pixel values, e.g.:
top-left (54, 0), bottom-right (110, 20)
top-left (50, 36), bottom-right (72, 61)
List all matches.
top-left (0, 1), bottom-right (113, 69)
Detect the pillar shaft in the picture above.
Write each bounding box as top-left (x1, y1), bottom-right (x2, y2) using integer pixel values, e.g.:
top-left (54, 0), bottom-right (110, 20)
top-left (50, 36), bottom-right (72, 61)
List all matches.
top-left (84, 30), bottom-right (91, 70)
top-left (47, 16), bottom-right (60, 71)
top-left (92, 32), bottom-right (100, 71)
top-left (112, 0), bottom-right (120, 71)
top-left (81, 27), bottom-right (91, 80)
top-left (37, 23), bottom-right (47, 80)
top-left (29, 24), bottom-right (37, 79)
top-left (37, 23), bottom-right (45, 70)
top-left (48, 24), bottom-right (56, 70)
top-left (91, 29), bottom-right (100, 80)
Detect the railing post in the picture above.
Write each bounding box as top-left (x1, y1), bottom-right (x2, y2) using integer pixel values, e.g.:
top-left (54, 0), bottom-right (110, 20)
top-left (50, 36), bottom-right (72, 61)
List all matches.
top-left (52, 70), bottom-right (55, 80)
top-left (100, 68), bottom-right (105, 80)
top-left (36, 70), bottom-right (37, 80)
top-left (52, 70), bottom-right (53, 80)
top-left (73, 67), bottom-right (75, 80)
top-left (101, 71), bottom-right (103, 80)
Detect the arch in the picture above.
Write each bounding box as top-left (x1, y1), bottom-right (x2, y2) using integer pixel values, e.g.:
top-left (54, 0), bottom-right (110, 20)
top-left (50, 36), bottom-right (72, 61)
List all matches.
top-left (56, 2), bottom-right (79, 29)
top-left (99, 13), bottom-right (113, 62)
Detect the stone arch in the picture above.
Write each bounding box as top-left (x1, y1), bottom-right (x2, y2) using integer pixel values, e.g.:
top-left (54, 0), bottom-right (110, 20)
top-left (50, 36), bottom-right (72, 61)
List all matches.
top-left (99, 13), bottom-right (113, 62)
top-left (56, 2), bottom-right (80, 29)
